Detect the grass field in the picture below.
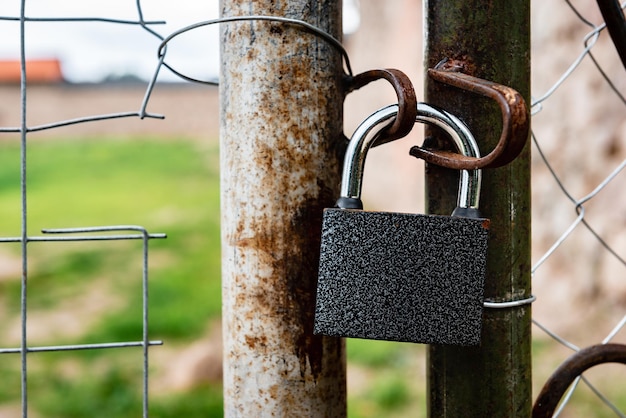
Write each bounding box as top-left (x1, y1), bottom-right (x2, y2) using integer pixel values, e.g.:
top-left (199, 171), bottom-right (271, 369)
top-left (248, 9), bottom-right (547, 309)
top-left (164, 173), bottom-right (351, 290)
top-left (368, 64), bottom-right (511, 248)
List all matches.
top-left (0, 137), bottom-right (622, 417)
top-left (0, 137), bottom-right (224, 417)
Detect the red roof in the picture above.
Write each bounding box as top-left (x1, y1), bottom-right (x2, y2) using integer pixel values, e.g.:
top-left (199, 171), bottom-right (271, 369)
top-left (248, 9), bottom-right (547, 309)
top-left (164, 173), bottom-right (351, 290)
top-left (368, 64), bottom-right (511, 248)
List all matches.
top-left (0, 59), bottom-right (64, 83)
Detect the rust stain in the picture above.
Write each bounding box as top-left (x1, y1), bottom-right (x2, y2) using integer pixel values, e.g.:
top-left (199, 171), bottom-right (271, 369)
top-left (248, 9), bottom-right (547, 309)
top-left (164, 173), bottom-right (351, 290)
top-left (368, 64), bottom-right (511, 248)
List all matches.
top-left (245, 334), bottom-right (268, 350)
top-left (285, 194), bottom-right (334, 380)
top-left (239, 29), bottom-right (341, 379)
top-left (269, 384), bottom-right (279, 400)
top-left (231, 232), bottom-right (278, 264)
top-left (435, 55), bottom-right (477, 76)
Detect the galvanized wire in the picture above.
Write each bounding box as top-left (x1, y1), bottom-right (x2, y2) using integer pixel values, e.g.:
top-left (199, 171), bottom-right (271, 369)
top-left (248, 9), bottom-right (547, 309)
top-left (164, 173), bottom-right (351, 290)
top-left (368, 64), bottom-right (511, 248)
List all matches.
top-left (18, 0), bottom-right (28, 413)
top-left (156, 15), bottom-right (353, 83)
top-left (531, 1), bottom-right (626, 416)
top-left (0, 1), bottom-right (170, 417)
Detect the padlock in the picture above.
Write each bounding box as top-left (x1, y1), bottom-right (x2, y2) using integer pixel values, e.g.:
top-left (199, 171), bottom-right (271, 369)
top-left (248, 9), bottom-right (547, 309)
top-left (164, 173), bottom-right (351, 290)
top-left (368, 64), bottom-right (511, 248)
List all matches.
top-left (314, 103), bottom-right (489, 346)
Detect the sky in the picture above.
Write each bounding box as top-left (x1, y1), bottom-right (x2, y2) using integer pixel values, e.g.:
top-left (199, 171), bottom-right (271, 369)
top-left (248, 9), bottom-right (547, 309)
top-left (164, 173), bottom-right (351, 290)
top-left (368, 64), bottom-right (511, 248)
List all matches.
top-left (0, 1), bottom-right (359, 83)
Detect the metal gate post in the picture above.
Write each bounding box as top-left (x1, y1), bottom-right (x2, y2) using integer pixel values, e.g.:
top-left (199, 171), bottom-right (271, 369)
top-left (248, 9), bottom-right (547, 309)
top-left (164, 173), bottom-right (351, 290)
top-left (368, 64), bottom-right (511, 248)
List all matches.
top-left (219, 1), bottom-right (345, 416)
top-left (423, 1), bottom-right (532, 417)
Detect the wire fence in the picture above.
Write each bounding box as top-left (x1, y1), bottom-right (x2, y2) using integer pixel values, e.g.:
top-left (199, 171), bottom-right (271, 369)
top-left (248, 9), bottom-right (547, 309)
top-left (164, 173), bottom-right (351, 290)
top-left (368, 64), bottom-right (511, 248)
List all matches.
top-left (1, 0), bottom-right (625, 416)
top-left (530, 0), bottom-right (626, 415)
top-left (0, 2), bottom-right (171, 417)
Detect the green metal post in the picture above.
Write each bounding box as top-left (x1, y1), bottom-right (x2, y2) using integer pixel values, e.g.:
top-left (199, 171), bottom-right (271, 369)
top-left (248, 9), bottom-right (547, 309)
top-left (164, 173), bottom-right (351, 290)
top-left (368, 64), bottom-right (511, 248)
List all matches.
top-left (423, 1), bottom-right (532, 417)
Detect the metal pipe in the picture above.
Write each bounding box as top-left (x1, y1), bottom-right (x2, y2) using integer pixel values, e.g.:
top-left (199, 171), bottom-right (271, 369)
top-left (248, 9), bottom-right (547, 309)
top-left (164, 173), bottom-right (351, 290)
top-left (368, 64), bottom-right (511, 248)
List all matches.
top-left (219, 1), bottom-right (345, 416)
top-left (423, 1), bottom-right (532, 416)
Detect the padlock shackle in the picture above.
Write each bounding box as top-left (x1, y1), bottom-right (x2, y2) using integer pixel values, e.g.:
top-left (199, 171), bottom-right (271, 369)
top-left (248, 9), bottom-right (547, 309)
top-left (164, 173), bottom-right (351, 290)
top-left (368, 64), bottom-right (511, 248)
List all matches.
top-left (339, 103), bottom-right (482, 211)
top-left (414, 103), bottom-right (481, 211)
top-left (340, 105), bottom-right (398, 202)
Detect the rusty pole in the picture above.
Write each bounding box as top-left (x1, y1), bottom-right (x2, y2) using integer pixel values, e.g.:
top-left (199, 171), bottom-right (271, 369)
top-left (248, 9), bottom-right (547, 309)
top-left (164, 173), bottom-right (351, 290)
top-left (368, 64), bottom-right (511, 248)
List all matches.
top-left (423, 1), bottom-right (532, 417)
top-left (219, 1), bottom-right (345, 416)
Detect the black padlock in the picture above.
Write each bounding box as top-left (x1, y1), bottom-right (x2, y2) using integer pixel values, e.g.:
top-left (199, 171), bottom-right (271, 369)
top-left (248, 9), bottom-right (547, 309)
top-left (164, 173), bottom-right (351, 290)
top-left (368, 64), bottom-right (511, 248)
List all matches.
top-left (314, 103), bottom-right (489, 346)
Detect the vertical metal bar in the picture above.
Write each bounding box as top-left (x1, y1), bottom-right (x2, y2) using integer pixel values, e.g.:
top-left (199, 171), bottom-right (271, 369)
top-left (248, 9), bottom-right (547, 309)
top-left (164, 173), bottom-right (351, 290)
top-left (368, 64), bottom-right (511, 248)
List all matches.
top-left (423, 1), bottom-right (532, 417)
top-left (19, 0), bottom-right (29, 416)
top-left (219, 1), bottom-right (346, 417)
top-left (141, 229), bottom-right (149, 418)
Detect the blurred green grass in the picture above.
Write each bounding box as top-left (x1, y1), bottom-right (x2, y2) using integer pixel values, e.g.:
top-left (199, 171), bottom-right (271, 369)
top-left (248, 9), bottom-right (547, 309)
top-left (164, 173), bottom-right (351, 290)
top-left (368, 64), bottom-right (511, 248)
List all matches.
top-left (0, 138), bottom-right (222, 338)
top-left (0, 137), bottom-right (224, 417)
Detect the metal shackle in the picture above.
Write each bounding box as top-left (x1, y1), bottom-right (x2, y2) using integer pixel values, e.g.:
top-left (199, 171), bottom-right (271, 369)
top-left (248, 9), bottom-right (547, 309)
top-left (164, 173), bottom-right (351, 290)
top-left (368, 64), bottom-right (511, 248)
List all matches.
top-left (337, 103), bottom-right (482, 216)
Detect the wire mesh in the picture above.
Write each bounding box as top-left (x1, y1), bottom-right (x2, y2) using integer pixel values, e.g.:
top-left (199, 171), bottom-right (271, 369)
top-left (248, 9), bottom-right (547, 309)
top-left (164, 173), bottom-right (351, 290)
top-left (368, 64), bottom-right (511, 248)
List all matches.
top-left (531, 0), bottom-right (626, 415)
top-left (0, 1), bottom-right (170, 417)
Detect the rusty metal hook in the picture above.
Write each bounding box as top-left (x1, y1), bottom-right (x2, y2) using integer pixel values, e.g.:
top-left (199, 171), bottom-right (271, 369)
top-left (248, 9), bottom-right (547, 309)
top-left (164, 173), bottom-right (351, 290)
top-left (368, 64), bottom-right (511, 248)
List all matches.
top-left (409, 67), bottom-right (530, 169)
top-left (532, 343), bottom-right (626, 417)
top-left (345, 68), bottom-right (418, 146)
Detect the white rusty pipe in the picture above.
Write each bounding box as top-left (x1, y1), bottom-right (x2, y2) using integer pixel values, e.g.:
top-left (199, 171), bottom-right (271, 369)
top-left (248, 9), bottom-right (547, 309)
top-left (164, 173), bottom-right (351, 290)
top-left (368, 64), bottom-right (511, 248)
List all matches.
top-left (219, 0), bottom-right (346, 416)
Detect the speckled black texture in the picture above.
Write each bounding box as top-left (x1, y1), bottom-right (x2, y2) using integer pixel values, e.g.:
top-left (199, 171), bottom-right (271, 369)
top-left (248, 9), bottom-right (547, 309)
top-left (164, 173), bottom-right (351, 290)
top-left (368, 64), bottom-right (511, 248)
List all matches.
top-left (314, 208), bottom-right (489, 346)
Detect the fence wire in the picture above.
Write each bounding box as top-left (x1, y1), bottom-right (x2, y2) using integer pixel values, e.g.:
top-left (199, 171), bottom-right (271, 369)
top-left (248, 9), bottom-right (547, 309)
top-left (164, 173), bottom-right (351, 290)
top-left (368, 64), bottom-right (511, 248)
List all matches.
top-left (1, 0), bottom-right (626, 416)
top-left (0, 1), bottom-right (170, 417)
top-left (531, 0), bottom-right (626, 416)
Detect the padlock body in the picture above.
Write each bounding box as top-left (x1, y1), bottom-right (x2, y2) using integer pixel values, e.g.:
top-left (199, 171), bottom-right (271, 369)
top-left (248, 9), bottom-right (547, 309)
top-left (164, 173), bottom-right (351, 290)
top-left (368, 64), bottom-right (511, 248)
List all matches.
top-left (314, 208), bottom-right (489, 346)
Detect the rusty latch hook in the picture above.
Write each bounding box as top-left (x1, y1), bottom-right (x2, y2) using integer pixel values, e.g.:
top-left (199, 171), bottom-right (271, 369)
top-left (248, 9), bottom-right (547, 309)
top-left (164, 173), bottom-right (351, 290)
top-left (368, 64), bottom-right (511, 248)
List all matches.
top-left (345, 68), bottom-right (418, 146)
top-left (532, 343), bottom-right (626, 417)
top-left (409, 65), bottom-right (530, 169)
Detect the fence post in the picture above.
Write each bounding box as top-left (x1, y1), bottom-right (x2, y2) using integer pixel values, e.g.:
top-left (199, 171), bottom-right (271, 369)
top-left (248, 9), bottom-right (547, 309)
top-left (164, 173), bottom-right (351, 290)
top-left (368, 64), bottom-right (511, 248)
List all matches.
top-left (219, 1), bottom-right (345, 416)
top-left (423, 1), bottom-right (532, 417)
